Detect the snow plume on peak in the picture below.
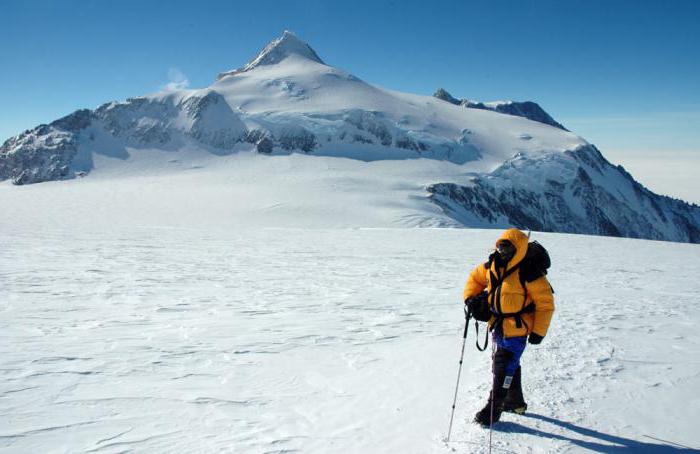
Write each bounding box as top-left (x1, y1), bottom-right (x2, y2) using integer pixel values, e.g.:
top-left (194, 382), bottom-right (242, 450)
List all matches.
top-left (217, 30), bottom-right (325, 80)
top-left (163, 68), bottom-right (190, 91)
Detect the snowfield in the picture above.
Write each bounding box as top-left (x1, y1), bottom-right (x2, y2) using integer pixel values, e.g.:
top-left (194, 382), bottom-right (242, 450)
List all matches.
top-left (1, 161), bottom-right (699, 453)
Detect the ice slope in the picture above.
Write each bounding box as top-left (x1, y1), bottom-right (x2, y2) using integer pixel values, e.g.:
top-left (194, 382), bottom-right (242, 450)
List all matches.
top-left (1, 211), bottom-right (699, 453)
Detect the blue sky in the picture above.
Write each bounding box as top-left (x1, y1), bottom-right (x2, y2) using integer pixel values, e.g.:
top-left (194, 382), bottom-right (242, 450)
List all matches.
top-left (1, 0), bottom-right (699, 198)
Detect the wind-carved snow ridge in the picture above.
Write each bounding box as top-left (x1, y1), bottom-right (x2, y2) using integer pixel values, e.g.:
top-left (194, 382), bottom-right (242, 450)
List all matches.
top-left (1, 31), bottom-right (700, 243)
top-left (427, 144), bottom-right (700, 243)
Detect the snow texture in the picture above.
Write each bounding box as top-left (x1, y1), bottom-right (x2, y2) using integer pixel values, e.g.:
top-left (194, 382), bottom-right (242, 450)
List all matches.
top-left (1, 217), bottom-right (699, 453)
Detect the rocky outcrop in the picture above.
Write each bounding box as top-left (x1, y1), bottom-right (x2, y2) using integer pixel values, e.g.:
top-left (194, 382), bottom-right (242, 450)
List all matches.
top-left (0, 109), bottom-right (95, 185)
top-left (179, 91), bottom-right (247, 150)
top-left (433, 88), bottom-right (568, 130)
top-left (434, 88), bottom-right (461, 105)
top-left (95, 98), bottom-right (173, 145)
top-left (276, 126), bottom-right (317, 152)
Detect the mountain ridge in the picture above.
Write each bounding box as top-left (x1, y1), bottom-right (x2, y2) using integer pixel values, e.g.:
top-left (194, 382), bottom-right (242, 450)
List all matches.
top-left (433, 87), bottom-right (568, 131)
top-left (1, 31), bottom-right (699, 243)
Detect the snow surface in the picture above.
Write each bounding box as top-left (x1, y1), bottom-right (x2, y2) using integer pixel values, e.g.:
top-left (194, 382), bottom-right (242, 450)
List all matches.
top-left (2, 158), bottom-right (700, 453)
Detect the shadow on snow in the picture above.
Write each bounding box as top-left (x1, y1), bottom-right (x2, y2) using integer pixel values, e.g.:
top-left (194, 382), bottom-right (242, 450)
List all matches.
top-left (494, 413), bottom-right (699, 453)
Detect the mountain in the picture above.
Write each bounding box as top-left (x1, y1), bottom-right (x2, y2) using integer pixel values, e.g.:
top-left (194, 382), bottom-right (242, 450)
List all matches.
top-left (1, 31), bottom-right (699, 243)
top-left (433, 88), bottom-right (568, 130)
top-left (427, 145), bottom-right (700, 242)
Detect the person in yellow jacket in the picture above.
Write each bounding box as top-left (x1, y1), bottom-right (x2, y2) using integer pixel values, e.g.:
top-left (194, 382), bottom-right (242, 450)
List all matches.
top-left (463, 228), bottom-right (554, 426)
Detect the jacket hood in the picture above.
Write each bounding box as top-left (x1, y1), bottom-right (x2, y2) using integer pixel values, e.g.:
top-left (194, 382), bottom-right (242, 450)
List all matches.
top-left (495, 228), bottom-right (529, 270)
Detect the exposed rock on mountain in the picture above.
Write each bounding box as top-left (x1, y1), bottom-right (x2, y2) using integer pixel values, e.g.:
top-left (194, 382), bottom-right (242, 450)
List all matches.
top-left (428, 145), bottom-right (700, 243)
top-left (433, 88), bottom-right (568, 130)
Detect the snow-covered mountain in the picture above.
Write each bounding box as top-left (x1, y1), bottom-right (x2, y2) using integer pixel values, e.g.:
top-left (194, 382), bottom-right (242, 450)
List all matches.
top-left (428, 145), bottom-right (700, 243)
top-left (1, 31), bottom-right (698, 243)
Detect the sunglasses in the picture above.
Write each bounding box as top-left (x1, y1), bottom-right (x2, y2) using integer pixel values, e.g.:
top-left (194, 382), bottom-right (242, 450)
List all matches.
top-left (496, 241), bottom-right (515, 255)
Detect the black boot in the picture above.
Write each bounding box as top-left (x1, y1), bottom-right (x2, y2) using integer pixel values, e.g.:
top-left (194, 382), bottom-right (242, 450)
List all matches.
top-left (501, 366), bottom-right (528, 414)
top-left (474, 398), bottom-right (503, 426)
top-left (474, 346), bottom-right (510, 426)
top-left (502, 399), bottom-right (528, 414)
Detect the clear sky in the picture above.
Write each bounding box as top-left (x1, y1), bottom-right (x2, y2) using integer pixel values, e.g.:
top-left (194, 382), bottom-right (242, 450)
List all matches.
top-left (1, 0), bottom-right (699, 200)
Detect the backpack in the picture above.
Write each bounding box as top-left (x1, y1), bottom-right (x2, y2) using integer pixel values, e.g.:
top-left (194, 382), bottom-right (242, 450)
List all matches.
top-left (518, 241), bottom-right (551, 286)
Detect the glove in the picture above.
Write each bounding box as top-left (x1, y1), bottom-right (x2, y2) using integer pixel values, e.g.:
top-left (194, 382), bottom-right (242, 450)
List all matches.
top-left (464, 291), bottom-right (485, 306)
top-left (464, 291), bottom-right (490, 322)
top-left (528, 333), bottom-right (544, 345)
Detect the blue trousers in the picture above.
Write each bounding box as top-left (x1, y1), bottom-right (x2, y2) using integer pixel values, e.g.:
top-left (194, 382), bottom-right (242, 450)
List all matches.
top-left (493, 331), bottom-right (527, 376)
top-left (492, 331), bottom-right (527, 403)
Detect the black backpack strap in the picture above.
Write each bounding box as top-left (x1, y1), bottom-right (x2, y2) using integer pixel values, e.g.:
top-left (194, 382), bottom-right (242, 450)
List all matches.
top-left (475, 320), bottom-right (489, 351)
top-left (512, 303), bottom-right (535, 329)
top-left (488, 263), bottom-right (521, 317)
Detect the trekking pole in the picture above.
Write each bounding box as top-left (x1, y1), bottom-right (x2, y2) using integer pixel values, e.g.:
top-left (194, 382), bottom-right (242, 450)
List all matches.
top-left (447, 305), bottom-right (471, 442)
top-left (488, 331), bottom-right (496, 454)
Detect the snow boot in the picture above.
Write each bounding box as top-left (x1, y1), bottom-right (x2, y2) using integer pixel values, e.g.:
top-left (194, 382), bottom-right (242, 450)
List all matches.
top-left (473, 399), bottom-right (502, 426)
top-left (501, 399), bottom-right (528, 415)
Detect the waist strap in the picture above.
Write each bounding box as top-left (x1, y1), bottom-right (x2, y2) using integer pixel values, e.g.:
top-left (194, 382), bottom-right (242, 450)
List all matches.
top-left (491, 303), bottom-right (535, 332)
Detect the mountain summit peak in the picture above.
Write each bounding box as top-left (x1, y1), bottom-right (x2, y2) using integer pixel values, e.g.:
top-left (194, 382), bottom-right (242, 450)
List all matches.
top-left (217, 31), bottom-right (324, 80)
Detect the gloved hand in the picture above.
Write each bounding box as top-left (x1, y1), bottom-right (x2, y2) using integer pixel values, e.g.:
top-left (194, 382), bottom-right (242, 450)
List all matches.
top-left (464, 291), bottom-right (490, 322)
top-left (528, 333), bottom-right (544, 345)
top-left (464, 291), bottom-right (486, 307)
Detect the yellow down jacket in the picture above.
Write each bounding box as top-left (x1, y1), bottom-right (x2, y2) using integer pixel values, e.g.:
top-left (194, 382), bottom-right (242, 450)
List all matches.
top-left (463, 228), bottom-right (555, 338)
